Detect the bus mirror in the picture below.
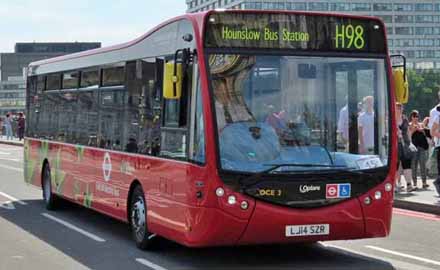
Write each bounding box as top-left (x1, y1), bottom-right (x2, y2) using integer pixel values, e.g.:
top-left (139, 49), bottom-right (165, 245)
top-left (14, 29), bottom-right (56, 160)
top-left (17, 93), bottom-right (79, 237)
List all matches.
top-left (163, 62), bottom-right (182, 99)
top-left (393, 68), bottom-right (409, 104)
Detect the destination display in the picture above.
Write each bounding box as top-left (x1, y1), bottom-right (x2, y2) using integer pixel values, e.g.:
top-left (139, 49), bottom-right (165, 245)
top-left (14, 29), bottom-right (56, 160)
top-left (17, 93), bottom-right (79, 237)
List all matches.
top-left (205, 13), bottom-right (386, 54)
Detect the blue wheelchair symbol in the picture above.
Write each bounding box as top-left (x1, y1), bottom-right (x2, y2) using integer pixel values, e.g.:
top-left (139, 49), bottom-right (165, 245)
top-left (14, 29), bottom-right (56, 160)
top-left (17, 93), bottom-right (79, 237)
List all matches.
top-left (338, 184), bottom-right (351, 198)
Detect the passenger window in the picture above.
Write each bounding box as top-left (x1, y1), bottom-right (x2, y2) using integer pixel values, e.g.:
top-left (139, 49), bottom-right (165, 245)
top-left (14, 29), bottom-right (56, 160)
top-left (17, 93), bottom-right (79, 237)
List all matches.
top-left (99, 90), bottom-right (125, 150)
top-left (62, 71), bottom-right (79, 89)
top-left (81, 69), bottom-right (99, 88)
top-left (46, 74), bottom-right (61, 90)
top-left (102, 64), bottom-right (125, 87)
top-left (77, 91), bottom-right (99, 146)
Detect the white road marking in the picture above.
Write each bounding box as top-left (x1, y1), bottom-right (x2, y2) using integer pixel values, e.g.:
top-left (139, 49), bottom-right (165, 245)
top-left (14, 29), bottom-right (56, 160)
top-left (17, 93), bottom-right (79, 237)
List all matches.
top-left (0, 164), bottom-right (22, 172)
top-left (42, 213), bottom-right (106, 243)
top-left (366, 245), bottom-right (440, 267)
top-left (323, 243), bottom-right (437, 270)
top-left (0, 191), bottom-right (27, 205)
top-left (0, 151), bottom-right (11, 155)
top-left (0, 201), bottom-right (15, 210)
top-left (136, 258), bottom-right (169, 270)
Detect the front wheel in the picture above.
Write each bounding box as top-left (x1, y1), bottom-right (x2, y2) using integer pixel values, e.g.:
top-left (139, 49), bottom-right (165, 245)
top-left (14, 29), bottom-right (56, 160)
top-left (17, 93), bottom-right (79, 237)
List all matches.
top-left (130, 185), bottom-right (156, 250)
top-left (42, 164), bottom-right (58, 210)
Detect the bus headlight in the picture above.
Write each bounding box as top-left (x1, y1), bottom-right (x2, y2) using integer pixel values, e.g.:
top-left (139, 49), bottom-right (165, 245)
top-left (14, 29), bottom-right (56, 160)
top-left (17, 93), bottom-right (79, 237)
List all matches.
top-left (227, 195), bottom-right (237, 205)
top-left (374, 191), bottom-right (382, 200)
top-left (385, 183), bottom-right (392, 192)
top-left (240, 201), bottom-right (249, 210)
top-left (364, 196), bottom-right (372, 205)
top-left (215, 187), bottom-right (225, 197)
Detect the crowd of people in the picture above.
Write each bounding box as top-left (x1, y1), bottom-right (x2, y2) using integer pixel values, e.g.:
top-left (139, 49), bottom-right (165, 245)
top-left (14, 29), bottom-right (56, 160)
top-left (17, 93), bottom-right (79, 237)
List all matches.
top-left (396, 91), bottom-right (440, 197)
top-left (0, 112), bottom-right (25, 141)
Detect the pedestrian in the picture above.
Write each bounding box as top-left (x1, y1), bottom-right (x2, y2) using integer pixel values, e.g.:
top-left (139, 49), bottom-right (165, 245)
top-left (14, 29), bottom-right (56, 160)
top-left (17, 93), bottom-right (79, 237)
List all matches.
top-left (17, 112), bottom-right (25, 141)
top-left (395, 103), bottom-right (417, 192)
top-left (428, 108), bottom-right (440, 196)
top-left (409, 110), bottom-right (429, 189)
top-left (3, 114), bottom-right (13, 140)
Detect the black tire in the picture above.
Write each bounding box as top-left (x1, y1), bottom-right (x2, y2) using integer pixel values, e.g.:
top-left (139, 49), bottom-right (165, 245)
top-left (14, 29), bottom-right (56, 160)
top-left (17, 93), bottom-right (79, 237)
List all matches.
top-left (130, 185), bottom-right (156, 250)
top-left (42, 164), bottom-right (58, 210)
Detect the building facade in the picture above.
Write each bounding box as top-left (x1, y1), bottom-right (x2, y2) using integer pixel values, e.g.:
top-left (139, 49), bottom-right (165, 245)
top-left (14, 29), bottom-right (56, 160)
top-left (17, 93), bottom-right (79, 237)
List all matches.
top-left (0, 42), bottom-right (101, 115)
top-left (186, 0), bottom-right (440, 69)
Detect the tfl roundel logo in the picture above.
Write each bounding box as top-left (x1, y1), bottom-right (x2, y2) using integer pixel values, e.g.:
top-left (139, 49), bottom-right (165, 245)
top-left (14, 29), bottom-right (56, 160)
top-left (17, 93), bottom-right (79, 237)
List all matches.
top-left (326, 184), bottom-right (338, 199)
top-left (102, 152), bottom-right (112, 182)
top-left (326, 183), bottom-right (351, 199)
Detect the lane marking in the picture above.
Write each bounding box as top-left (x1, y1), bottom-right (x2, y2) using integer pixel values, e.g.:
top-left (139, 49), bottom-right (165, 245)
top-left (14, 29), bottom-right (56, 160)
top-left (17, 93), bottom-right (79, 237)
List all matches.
top-left (0, 151), bottom-right (11, 155)
top-left (323, 244), bottom-right (437, 270)
top-left (42, 213), bottom-right (106, 243)
top-left (136, 258), bottom-right (169, 270)
top-left (0, 164), bottom-right (22, 172)
top-left (394, 208), bottom-right (440, 222)
top-left (0, 191), bottom-right (27, 205)
top-left (366, 245), bottom-right (440, 267)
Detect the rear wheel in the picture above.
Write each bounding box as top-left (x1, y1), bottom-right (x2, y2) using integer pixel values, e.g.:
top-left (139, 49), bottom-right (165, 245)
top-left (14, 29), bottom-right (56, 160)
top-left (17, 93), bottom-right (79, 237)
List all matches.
top-left (42, 164), bottom-right (58, 210)
top-left (130, 185), bottom-right (156, 250)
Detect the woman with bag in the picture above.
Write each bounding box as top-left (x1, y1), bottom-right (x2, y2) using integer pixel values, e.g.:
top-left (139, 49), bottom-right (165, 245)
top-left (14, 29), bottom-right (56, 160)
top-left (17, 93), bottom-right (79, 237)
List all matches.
top-left (409, 110), bottom-right (429, 189)
top-left (395, 103), bottom-right (416, 192)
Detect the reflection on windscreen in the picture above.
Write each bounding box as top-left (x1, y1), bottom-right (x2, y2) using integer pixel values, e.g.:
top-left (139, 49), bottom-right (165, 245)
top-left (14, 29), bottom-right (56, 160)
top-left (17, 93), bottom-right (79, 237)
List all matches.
top-left (209, 54), bottom-right (389, 173)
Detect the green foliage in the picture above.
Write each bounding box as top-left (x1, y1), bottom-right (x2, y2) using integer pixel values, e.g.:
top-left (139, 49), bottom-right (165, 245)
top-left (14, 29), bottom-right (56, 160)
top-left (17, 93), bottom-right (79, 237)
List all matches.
top-left (405, 70), bottom-right (440, 118)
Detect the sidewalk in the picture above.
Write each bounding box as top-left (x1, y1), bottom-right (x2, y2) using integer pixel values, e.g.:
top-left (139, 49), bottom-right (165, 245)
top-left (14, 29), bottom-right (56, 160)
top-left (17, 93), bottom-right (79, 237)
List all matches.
top-left (394, 178), bottom-right (440, 215)
top-left (0, 137), bottom-right (24, 146)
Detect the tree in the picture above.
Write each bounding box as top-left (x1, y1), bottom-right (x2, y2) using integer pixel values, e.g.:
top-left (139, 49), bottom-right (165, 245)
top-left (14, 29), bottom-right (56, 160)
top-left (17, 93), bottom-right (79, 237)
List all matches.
top-left (405, 70), bottom-right (440, 119)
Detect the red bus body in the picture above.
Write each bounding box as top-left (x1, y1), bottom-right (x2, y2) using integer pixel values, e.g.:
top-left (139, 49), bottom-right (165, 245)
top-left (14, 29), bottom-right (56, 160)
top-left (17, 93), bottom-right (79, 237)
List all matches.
top-left (25, 10), bottom-right (397, 247)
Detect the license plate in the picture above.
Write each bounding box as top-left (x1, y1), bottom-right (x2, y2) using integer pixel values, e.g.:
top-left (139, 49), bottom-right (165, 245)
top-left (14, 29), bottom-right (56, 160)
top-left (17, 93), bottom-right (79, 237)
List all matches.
top-left (285, 224), bottom-right (329, 237)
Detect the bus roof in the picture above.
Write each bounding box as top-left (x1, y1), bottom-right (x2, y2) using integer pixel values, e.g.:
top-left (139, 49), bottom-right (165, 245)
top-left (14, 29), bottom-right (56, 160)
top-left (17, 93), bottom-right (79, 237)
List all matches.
top-left (28, 10), bottom-right (385, 76)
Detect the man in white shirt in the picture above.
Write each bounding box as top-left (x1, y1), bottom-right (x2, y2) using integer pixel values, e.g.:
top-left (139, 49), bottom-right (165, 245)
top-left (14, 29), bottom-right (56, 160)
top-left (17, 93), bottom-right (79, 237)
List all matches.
top-left (358, 96), bottom-right (374, 154)
top-left (428, 90), bottom-right (440, 129)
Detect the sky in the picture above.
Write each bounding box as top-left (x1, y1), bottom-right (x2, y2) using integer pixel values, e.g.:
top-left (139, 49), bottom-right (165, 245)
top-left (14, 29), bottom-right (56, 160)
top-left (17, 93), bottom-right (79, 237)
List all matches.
top-left (0, 0), bottom-right (188, 52)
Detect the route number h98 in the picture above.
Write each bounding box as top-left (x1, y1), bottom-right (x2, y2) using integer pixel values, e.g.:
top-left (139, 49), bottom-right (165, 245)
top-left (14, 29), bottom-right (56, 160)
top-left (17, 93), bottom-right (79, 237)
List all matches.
top-left (335, 24), bottom-right (365, 49)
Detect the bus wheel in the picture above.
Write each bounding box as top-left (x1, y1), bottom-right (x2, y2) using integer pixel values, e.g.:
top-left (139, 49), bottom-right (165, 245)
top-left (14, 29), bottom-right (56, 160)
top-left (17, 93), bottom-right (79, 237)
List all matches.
top-left (42, 164), bottom-right (57, 210)
top-left (130, 185), bottom-right (156, 250)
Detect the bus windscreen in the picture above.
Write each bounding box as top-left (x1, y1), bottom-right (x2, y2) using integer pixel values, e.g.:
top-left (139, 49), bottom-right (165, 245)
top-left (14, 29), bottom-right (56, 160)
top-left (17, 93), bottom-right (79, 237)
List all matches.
top-left (205, 13), bottom-right (386, 54)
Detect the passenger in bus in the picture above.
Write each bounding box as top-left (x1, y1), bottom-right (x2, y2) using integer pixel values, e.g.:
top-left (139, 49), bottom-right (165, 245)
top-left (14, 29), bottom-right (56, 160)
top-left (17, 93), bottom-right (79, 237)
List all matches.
top-left (126, 138), bottom-right (138, 153)
top-left (358, 96), bottom-right (374, 154)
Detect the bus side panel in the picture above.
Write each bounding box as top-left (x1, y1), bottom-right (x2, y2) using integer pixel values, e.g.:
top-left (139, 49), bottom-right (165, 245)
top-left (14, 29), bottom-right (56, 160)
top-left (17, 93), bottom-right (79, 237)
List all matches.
top-left (24, 138), bottom-right (44, 187)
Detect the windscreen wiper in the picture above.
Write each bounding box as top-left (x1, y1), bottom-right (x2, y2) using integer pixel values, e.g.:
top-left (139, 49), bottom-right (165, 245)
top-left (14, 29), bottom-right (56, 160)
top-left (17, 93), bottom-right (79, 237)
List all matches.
top-left (238, 163), bottom-right (347, 189)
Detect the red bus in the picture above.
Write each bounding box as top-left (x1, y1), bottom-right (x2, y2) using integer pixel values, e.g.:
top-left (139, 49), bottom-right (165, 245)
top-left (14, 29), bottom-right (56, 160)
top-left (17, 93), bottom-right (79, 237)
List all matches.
top-left (25, 10), bottom-right (396, 249)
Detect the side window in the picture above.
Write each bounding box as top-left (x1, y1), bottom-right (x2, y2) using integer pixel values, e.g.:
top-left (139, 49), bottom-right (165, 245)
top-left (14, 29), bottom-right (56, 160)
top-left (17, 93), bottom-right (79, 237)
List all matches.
top-left (190, 72), bottom-right (205, 163)
top-left (56, 91), bottom-right (78, 143)
top-left (125, 58), bottom-right (161, 155)
top-left (77, 91), bottom-right (99, 146)
top-left (81, 69), bottom-right (99, 88)
top-left (46, 73), bottom-right (61, 90)
top-left (102, 63), bottom-right (125, 87)
top-left (62, 71), bottom-right (79, 89)
top-left (99, 89), bottom-right (125, 150)
top-left (26, 76), bottom-right (38, 137)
